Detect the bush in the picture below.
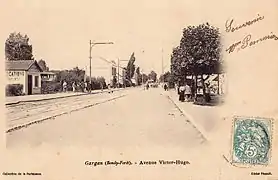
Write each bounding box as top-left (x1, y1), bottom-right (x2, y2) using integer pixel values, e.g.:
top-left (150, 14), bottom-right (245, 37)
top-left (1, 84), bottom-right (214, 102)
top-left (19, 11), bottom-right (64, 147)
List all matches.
top-left (6, 84), bottom-right (23, 96)
top-left (41, 81), bottom-right (62, 94)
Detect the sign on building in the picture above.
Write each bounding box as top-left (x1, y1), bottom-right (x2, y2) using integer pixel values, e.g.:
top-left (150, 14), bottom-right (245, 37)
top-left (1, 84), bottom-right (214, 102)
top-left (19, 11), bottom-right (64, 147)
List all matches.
top-left (6, 71), bottom-right (25, 83)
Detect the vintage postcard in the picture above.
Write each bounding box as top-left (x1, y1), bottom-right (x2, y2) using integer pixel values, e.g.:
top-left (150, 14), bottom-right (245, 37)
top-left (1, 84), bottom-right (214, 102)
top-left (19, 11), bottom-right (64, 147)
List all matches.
top-left (1, 0), bottom-right (278, 179)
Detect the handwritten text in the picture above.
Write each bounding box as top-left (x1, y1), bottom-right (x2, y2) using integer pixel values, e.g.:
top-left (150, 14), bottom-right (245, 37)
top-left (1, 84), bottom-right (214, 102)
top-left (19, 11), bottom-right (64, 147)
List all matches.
top-left (226, 32), bottom-right (278, 53)
top-left (225, 14), bottom-right (264, 33)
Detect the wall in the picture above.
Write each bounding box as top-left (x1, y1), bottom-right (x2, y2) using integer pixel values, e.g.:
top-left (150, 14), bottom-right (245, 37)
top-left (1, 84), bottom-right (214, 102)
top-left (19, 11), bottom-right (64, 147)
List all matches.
top-left (6, 70), bottom-right (26, 94)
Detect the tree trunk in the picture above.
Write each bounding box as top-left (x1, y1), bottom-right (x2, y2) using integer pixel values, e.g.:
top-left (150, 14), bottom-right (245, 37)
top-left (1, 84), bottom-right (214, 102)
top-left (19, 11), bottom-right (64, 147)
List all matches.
top-left (201, 75), bottom-right (206, 103)
top-left (217, 73), bottom-right (220, 95)
top-left (194, 74), bottom-right (198, 102)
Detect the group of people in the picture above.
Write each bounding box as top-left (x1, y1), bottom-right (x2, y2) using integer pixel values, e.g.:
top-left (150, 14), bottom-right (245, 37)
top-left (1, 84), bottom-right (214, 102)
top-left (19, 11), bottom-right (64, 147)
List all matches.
top-left (144, 83), bottom-right (150, 90)
top-left (177, 83), bottom-right (192, 102)
top-left (62, 81), bottom-right (89, 93)
top-left (176, 82), bottom-right (212, 102)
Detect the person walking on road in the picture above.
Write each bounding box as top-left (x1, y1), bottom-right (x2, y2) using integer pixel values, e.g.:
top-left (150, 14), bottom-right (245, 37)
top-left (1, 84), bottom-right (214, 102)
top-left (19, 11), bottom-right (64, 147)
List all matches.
top-left (84, 81), bottom-right (88, 92)
top-left (185, 83), bottom-right (191, 101)
top-left (179, 84), bottom-right (186, 102)
top-left (72, 82), bottom-right (76, 92)
top-left (108, 84), bottom-right (112, 93)
top-left (204, 83), bottom-right (211, 102)
top-left (63, 81), bottom-right (67, 92)
top-left (164, 83), bottom-right (168, 91)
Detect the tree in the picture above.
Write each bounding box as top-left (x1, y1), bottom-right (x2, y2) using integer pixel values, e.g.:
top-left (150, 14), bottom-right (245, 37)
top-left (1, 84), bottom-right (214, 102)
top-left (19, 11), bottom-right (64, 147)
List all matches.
top-left (5, 32), bottom-right (34, 60)
top-left (97, 77), bottom-right (107, 89)
top-left (56, 67), bottom-right (85, 85)
top-left (148, 71), bottom-right (157, 82)
top-left (112, 75), bottom-right (117, 87)
top-left (38, 59), bottom-right (49, 71)
top-left (135, 67), bottom-right (140, 85)
top-left (142, 74), bottom-right (148, 83)
top-left (125, 52), bottom-right (136, 81)
top-left (171, 23), bottom-right (223, 102)
top-left (159, 71), bottom-right (171, 82)
top-left (90, 76), bottom-right (107, 90)
top-left (136, 67), bottom-right (140, 75)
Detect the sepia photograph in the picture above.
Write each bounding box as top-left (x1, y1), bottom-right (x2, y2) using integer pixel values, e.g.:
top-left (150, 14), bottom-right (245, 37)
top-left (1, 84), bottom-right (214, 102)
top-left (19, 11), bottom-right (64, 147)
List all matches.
top-left (2, 0), bottom-right (278, 179)
top-left (4, 10), bottom-right (225, 150)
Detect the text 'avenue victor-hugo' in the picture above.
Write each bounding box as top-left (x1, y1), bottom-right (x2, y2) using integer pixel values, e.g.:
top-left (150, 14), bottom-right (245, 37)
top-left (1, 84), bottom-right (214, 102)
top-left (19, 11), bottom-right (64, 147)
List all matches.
top-left (85, 160), bottom-right (190, 167)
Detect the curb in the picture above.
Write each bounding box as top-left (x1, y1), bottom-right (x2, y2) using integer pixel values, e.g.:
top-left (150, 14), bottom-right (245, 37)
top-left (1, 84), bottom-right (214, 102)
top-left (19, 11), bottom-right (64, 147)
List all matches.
top-left (6, 94), bottom-right (127, 133)
top-left (165, 93), bottom-right (210, 141)
top-left (5, 89), bottom-right (123, 106)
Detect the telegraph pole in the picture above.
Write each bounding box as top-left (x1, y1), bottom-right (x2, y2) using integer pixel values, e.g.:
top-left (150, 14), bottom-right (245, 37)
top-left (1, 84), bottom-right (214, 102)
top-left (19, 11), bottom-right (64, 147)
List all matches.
top-left (89, 40), bottom-right (114, 92)
top-left (162, 48), bottom-right (164, 74)
top-left (117, 58), bottom-right (120, 88)
top-left (89, 40), bottom-right (92, 84)
top-left (161, 48), bottom-right (164, 83)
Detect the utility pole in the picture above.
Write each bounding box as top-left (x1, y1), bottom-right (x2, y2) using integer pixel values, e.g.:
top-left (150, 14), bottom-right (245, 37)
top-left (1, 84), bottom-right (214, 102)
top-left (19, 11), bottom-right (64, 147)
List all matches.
top-left (117, 58), bottom-right (120, 88)
top-left (161, 48), bottom-right (164, 83)
top-left (89, 40), bottom-right (114, 92)
top-left (89, 40), bottom-right (92, 84)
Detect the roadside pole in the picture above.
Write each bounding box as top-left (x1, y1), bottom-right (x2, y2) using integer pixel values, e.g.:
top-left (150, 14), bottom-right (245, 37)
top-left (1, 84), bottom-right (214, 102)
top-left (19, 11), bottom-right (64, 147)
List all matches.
top-left (88, 40), bottom-right (114, 93)
top-left (117, 58), bottom-right (120, 88)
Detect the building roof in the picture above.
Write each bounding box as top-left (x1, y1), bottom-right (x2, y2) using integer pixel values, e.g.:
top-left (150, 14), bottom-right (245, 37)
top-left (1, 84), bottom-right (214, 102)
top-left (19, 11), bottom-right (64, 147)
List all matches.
top-left (41, 71), bottom-right (56, 75)
top-left (6, 60), bottom-right (43, 72)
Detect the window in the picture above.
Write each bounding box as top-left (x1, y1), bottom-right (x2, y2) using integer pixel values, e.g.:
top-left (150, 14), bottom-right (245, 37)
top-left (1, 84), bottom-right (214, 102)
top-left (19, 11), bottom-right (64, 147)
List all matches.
top-left (34, 76), bottom-right (39, 87)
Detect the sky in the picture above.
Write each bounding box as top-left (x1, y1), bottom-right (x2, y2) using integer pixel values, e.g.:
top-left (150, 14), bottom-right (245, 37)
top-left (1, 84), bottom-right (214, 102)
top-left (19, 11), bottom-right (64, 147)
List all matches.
top-left (1, 0), bottom-right (276, 81)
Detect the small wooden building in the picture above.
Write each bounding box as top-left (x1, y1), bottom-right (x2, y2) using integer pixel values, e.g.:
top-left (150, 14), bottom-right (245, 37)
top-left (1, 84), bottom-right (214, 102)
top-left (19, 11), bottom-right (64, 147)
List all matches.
top-left (6, 60), bottom-right (43, 95)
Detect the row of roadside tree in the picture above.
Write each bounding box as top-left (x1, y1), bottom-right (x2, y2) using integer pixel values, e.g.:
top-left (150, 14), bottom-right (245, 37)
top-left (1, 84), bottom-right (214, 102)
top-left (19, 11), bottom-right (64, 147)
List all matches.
top-left (160, 23), bottom-right (225, 103)
top-left (5, 32), bottom-right (159, 95)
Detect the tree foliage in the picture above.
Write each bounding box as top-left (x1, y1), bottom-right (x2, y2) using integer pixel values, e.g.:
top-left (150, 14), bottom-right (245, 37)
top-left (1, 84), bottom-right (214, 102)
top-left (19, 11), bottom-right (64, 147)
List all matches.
top-left (135, 67), bottom-right (140, 85)
top-left (171, 23), bottom-right (222, 80)
top-left (148, 71), bottom-right (157, 82)
top-left (5, 32), bottom-right (34, 60)
top-left (170, 23), bottom-right (223, 102)
top-left (55, 67), bottom-right (85, 84)
top-left (135, 67), bottom-right (140, 75)
top-left (112, 75), bottom-right (117, 87)
top-left (125, 52), bottom-right (136, 80)
top-left (159, 71), bottom-right (175, 88)
top-left (159, 71), bottom-right (171, 82)
top-left (91, 76), bottom-right (107, 90)
top-left (38, 59), bottom-right (49, 71)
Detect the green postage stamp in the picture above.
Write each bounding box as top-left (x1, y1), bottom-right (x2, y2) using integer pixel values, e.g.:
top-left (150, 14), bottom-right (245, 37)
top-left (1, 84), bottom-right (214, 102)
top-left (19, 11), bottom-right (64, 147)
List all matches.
top-left (231, 116), bottom-right (273, 166)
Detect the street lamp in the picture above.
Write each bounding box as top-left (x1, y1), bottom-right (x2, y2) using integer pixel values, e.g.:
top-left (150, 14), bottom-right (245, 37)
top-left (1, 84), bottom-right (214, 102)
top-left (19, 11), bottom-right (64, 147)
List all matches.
top-left (89, 40), bottom-right (114, 92)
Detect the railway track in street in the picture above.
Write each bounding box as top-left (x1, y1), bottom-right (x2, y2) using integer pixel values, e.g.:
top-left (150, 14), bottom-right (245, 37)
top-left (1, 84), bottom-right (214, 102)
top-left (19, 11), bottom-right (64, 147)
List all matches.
top-left (6, 89), bottom-right (131, 133)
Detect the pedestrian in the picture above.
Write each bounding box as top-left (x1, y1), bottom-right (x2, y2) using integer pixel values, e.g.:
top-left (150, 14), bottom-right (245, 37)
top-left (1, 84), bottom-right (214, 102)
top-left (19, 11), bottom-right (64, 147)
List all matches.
top-left (177, 83), bottom-right (180, 95)
top-left (63, 81), bottom-right (67, 92)
top-left (204, 83), bottom-right (211, 102)
top-left (185, 83), bottom-right (191, 101)
top-left (108, 84), bottom-right (111, 93)
top-left (84, 81), bottom-right (88, 92)
top-left (164, 83), bottom-right (168, 91)
top-left (72, 82), bottom-right (76, 92)
top-left (179, 83), bottom-right (186, 102)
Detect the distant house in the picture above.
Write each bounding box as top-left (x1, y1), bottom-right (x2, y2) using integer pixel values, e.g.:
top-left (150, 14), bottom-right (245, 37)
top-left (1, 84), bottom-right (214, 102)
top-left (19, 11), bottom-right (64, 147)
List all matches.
top-left (6, 60), bottom-right (43, 95)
